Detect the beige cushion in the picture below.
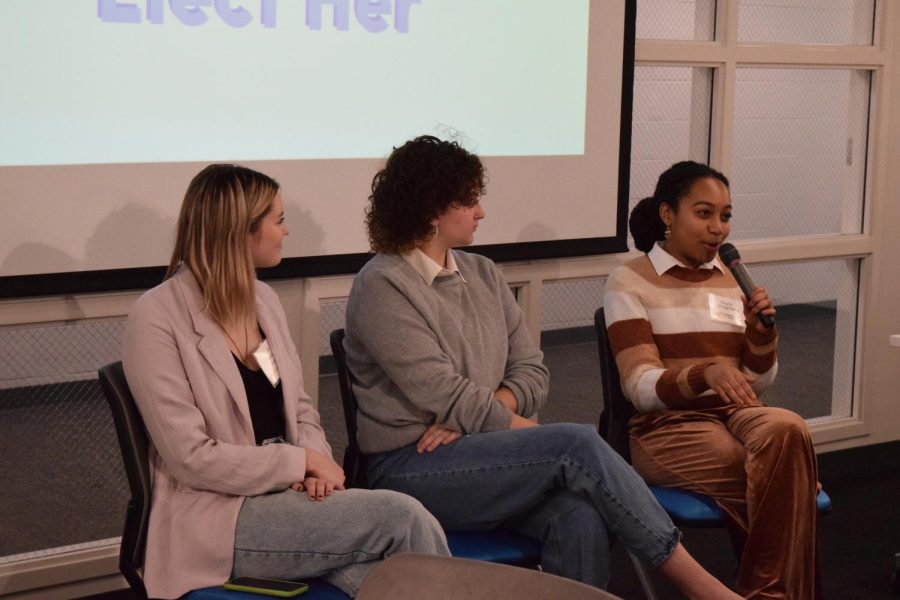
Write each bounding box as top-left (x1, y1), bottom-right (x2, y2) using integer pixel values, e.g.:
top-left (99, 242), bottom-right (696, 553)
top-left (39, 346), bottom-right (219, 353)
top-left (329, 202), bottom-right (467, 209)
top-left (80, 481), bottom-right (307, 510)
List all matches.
top-left (356, 553), bottom-right (622, 600)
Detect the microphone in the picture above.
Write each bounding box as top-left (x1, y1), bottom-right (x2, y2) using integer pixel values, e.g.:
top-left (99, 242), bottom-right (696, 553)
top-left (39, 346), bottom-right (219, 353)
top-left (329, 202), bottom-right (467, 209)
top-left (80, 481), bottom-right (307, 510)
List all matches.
top-left (718, 243), bottom-right (775, 329)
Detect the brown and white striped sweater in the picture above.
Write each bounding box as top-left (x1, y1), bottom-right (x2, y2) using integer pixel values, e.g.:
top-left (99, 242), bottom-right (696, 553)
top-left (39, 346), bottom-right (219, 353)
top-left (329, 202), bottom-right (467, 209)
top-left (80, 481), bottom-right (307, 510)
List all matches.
top-left (603, 243), bottom-right (778, 413)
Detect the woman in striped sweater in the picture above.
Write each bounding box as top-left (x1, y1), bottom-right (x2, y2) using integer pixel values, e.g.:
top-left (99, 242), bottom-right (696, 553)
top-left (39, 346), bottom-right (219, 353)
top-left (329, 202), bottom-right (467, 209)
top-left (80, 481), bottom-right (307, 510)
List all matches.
top-left (603, 161), bottom-right (821, 599)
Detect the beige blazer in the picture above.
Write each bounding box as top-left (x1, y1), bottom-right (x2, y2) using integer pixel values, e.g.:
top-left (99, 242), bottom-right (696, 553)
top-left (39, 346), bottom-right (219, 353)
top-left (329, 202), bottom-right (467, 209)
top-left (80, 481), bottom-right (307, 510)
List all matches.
top-left (123, 268), bottom-right (330, 599)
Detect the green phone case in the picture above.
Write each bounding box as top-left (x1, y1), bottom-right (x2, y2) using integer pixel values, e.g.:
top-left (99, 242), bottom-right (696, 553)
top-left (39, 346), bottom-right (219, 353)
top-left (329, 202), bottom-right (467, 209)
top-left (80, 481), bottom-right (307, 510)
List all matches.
top-left (222, 578), bottom-right (309, 597)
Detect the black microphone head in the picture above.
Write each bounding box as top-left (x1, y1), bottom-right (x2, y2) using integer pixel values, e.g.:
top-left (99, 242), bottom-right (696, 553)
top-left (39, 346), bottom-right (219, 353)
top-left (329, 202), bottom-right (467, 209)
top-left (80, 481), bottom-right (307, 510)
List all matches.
top-left (718, 243), bottom-right (740, 266)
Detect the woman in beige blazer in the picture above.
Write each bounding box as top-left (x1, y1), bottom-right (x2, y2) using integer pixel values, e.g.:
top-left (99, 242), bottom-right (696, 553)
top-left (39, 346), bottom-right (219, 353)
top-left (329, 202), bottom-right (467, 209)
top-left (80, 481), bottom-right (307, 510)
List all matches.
top-left (123, 164), bottom-right (448, 599)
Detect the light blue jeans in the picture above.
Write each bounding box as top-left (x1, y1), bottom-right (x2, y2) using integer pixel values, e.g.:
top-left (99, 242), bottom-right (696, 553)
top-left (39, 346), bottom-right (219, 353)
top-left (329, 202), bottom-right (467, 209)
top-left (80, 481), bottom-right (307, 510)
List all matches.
top-left (368, 423), bottom-right (680, 589)
top-left (233, 488), bottom-right (450, 597)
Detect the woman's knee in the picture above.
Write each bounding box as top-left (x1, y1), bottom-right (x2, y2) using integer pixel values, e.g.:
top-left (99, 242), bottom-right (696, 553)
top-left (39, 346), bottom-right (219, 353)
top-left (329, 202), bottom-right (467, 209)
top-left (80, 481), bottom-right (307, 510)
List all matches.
top-left (763, 408), bottom-right (811, 443)
top-left (364, 489), bottom-right (423, 516)
top-left (371, 490), bottom-right (449, 555)
top-left (556, 422), bottom-right (625, 466)
top-left (366, 490), bottom-right (442, 532)
top-left (545, 422), bottom-right (608, 450)
top-left (333, 489), bottom-right (449, 559)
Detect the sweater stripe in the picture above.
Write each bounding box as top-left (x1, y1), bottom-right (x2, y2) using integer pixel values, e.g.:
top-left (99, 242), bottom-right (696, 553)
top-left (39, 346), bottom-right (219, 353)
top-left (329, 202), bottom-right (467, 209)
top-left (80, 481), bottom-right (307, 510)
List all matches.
top-left (654, 331), bottom-right (745, 360)
top-left (607, 318), bottom-right (654, 356)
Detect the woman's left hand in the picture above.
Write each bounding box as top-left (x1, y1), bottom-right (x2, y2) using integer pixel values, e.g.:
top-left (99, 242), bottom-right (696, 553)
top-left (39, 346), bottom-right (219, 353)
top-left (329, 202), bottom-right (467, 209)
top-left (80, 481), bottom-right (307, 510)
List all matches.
top-left (744, 285), bottom-right (776, 333)
top-left (292, 477), bottom-right (335, 501)
top-left (416, 423), bottom-right (462, 454)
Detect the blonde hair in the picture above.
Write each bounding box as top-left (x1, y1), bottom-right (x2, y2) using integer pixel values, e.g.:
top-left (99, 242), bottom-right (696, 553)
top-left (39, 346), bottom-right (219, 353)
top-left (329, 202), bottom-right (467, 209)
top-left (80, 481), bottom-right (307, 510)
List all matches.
top-left (167, 164), bottom-right (280, 326)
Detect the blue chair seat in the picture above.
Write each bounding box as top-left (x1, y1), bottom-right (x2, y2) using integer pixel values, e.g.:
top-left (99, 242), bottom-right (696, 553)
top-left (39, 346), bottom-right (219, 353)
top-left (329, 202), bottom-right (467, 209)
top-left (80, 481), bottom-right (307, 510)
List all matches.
top-left (651, 486), bottom-right (832, 526)
top-left (446, 530), bottom-right (542, 565)
top-left (188, 578), bottom-right (349, 599)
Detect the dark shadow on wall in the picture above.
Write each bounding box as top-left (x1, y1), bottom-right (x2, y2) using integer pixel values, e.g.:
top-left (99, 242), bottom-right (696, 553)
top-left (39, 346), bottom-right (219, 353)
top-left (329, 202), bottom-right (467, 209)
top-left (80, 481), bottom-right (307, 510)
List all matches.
top-left (84, 204), bottom-right (175, 272)
top-left (282, 200), bottom-right (326, 257)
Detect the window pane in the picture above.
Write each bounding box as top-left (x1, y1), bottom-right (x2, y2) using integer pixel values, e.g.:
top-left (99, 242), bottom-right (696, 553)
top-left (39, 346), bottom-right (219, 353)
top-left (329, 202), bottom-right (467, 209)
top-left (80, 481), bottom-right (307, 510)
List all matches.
top-left (631, 66), bottom-right (712, 247)
top-left (738, 0), bottom-right (876, 45)
top-left (637, 0), bottom-right (717, 41)
top-left (540, 277), bottom-right (606, 426)
top-left (0, 320), bottom-right (127, 561)
top-left (542, 278), bottom-right (606, 334)
top-left (750, 259), bottom-right (859, 421)
top-left (318, 298), bottom-right (348, 357)
top-left (731, 68), bottom-right (870, 242)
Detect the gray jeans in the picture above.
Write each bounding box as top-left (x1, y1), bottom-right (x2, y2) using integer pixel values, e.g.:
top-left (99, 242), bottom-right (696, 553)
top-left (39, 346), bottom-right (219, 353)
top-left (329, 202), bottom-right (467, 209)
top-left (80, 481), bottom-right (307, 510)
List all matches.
top-left (233, 487), bottom-right (450, 597)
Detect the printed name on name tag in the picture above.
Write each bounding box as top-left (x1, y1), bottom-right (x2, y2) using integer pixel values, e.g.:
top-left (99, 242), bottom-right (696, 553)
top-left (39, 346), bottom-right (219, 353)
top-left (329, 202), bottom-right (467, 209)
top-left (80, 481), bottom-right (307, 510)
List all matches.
top-left (707, 293), bottom-right (745, 327)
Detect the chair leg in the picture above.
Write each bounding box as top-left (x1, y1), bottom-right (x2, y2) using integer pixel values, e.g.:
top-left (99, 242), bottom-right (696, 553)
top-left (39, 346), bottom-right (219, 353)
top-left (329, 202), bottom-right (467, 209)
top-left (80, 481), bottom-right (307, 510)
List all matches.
top-left (628, 551), bottom-right (659, 600)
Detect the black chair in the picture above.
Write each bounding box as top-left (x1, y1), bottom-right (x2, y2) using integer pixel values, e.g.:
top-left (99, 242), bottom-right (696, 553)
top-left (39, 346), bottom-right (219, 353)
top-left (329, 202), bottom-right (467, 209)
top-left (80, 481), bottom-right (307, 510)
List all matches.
top-left (593, 307), bottom-right (831, 597)
top-left (330, 330), bottom-right (368, 490)
top-left (98, 361), bottom-right (151, 599)
top-left (98, 362), bottom-right (349, 600)
top-left (329, 329), bottom-right (543, 566)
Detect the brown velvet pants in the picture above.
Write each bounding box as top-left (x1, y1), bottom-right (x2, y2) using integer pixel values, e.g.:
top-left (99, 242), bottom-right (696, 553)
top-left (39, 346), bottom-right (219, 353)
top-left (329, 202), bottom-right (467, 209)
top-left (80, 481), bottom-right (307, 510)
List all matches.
top-left (629, 406), bottom-right (822, 599)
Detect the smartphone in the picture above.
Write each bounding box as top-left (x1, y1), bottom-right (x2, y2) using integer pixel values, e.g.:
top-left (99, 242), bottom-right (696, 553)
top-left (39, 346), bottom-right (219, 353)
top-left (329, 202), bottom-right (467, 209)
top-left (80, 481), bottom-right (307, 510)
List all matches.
top-left (223, 576), bottom-right (309, 597)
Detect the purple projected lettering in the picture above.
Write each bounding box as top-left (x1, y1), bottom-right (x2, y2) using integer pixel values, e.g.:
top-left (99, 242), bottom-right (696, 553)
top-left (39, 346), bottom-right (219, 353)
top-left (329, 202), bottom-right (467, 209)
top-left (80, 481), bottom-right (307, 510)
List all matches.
top-left (98, 0), bottom-right (277, 28)
top-left (306, 0), bottom-right (421, 33)
top-left (98, 0), bottom-right (141, 23)
top-left (98, 0), bottom-right (417, 30)
top-left (356, 0), bottom-right (389, 34)
top-left (214, 0), bottom-right (253, 27)
top-left (170, 0), bottom-right (212, 27)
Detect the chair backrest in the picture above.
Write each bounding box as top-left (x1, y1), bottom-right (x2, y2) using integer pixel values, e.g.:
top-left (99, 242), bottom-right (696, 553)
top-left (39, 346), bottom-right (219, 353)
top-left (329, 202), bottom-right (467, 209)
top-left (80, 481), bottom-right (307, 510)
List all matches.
top-left (329, 329), bottom-right (369, 489)
top-left (594, 308), bottom-right (636, 462)
top-left (97, 361), bottom-right (150, 600)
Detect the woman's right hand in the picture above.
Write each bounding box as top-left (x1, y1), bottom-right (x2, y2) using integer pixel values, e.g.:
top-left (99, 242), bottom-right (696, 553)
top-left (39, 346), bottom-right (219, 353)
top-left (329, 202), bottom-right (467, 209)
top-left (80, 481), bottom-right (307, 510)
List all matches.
top-left (508, 413), bottom-right (539, 430)
top-left (703, 364), bottom-right (759, 408)
top-left (304, 448), bottom-right (346, 490)
top-left (293, 477), bottom-right (335, 501)
top-left (417, 423), bottom-right (462, 453)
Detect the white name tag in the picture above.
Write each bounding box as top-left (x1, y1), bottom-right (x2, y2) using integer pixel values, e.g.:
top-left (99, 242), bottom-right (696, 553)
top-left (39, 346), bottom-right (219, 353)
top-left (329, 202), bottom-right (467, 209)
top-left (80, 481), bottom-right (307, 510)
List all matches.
top-left (252, 339), bottom-right (281, 387)
top-left (708, 293), bottom-right (745, 327)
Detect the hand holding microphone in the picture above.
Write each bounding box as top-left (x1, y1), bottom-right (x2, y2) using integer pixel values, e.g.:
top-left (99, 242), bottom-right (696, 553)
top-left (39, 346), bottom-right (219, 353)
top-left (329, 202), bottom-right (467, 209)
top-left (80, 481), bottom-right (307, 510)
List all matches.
top-left (718, 243), bottom-right (776, 330)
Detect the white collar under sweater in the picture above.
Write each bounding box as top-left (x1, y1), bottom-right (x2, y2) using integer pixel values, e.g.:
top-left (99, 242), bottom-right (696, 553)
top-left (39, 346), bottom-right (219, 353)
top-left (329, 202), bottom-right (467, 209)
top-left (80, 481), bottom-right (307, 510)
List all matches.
top-left (648, 241), bottom-right (726, 276)
top-left (402, 247), bottom-right (467, 285)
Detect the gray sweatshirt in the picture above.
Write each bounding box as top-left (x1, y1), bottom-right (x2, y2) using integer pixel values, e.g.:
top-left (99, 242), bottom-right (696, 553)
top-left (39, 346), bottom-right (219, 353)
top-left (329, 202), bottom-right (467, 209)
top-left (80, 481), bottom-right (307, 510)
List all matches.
top-left (344, 250), bottom-right (550, 454)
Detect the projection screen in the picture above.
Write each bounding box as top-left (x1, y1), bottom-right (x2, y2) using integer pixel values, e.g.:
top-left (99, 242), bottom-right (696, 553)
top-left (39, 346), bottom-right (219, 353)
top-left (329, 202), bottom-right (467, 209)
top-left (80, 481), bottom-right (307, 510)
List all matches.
top-left (0, 0), bottom-right (635, 297)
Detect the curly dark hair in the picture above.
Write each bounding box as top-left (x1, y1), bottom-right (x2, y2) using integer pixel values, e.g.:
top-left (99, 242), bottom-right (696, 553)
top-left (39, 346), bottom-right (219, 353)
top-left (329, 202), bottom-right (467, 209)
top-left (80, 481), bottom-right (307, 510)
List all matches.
top-left (365, 135), bottom-right (486, 253)
top-left (629, 160), bottom-right (730, 252)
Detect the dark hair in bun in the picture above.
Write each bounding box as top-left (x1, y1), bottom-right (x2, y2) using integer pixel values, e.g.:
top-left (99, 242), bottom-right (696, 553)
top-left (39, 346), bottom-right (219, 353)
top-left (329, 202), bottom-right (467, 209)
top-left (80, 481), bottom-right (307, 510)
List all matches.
top-left (629, 161), bottom-right (729, 253)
